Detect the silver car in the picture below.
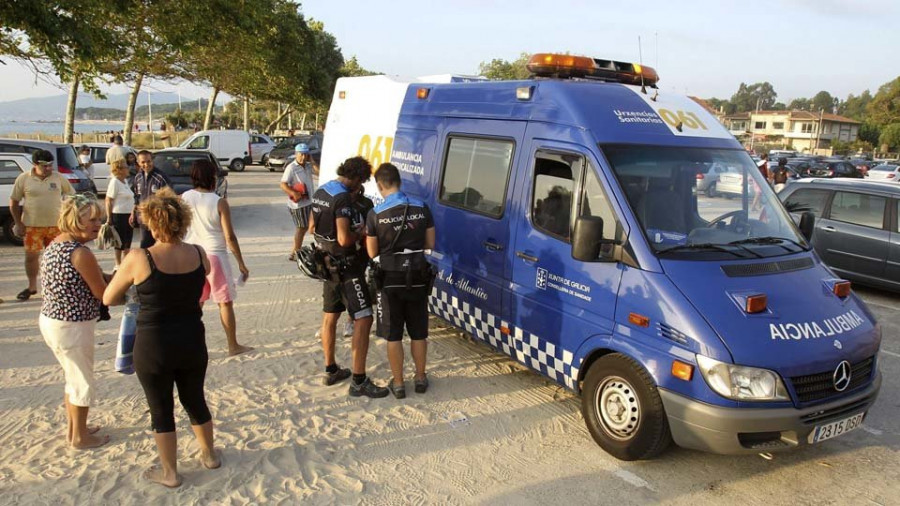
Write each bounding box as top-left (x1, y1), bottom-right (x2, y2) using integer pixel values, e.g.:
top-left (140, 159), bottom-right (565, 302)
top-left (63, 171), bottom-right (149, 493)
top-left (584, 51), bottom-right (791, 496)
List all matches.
top-left (694, 162), bottom-right (738, 197)
top-left (780, 178), bottom-right (900, 292)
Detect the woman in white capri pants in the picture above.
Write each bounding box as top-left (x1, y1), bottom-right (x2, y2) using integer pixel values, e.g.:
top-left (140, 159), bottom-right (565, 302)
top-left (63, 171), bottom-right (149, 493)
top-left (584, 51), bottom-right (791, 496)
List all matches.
top-left (39, 194), bottom-right (110, 449)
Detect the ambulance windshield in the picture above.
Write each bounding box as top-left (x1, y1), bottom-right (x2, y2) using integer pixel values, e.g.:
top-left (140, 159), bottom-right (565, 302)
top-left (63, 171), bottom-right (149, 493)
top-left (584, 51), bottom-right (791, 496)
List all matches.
top-left (602, 145), bottom-right (808, 258)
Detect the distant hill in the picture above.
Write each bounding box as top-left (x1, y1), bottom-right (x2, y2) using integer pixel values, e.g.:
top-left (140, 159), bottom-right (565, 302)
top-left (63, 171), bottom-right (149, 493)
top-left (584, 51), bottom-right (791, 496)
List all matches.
top-left (0, 91), bottom-right (225, 121)
top-left (75, 100), bottom-right (217, 121)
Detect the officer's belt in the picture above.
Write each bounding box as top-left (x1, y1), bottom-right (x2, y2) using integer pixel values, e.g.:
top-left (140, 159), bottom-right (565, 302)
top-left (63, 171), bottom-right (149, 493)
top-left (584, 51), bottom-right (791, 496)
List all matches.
top-left (379, 251), bottom-right (429, 272)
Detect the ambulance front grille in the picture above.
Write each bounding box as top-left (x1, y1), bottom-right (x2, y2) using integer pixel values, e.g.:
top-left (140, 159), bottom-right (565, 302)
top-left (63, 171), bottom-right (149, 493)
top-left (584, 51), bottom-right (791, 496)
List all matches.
top-left (789, 357), bottom-right (874, 403)
top-left (720, 257), bottom-right (814, 277)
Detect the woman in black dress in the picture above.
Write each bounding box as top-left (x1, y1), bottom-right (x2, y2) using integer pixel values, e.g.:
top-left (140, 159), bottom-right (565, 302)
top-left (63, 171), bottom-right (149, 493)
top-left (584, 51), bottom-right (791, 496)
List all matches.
top-left (104, 188), bottom-right (220, 488)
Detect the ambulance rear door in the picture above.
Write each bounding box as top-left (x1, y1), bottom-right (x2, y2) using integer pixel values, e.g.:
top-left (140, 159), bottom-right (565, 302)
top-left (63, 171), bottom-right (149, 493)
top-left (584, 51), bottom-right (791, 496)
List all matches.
top-left (430, 119), bottom-right (526, 323)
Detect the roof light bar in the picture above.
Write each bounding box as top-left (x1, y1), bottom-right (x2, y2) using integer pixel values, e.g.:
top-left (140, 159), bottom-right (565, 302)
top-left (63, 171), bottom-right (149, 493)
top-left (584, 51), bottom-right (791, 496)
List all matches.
top-left (526, 53), bottom-right (659, 86)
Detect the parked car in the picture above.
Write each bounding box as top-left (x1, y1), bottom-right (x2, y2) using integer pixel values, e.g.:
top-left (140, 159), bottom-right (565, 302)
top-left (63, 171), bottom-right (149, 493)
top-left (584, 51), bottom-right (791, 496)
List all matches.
top-left (0, 153), bottom-right (31, 245)
top-left (250, 133), bottom-right (276, 165)
top-left (694, 162), bottom-right (738, 197)
top-left (780, 178), bottom-right (900, 291)
top-left (175, 129), bottom-right (252, 172)
top-left (76, 142), bottom-right (137, 194)
top-left (865, 164), bottom-right (900, 182)
top-left (151, 150), bottom-right (228, 197)
top-left (266, 132), bottom-right (323, 172)
top-left (0, 138), bottom-right (96, 194)
top-left (808, 161), bottom-right (864, 179)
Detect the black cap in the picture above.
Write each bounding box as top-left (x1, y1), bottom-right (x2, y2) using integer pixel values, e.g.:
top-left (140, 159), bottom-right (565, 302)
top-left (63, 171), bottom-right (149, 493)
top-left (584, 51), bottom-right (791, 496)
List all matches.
top-left (32, 149), bottom-right (54, 165)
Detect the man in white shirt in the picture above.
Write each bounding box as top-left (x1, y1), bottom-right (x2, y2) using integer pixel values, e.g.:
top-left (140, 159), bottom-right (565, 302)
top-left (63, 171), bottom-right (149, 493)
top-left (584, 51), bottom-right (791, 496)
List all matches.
top-left (280, 143), bottom-right (318, 261)
top-left (78, 145), bottom-right (94, 182)
top-left (105, 135), bottom-right (128, 165)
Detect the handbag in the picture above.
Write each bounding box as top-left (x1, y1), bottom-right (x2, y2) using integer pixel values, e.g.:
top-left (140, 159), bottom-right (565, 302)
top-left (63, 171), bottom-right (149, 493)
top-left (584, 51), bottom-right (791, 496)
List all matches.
top-left (97, 222), bottom-right (122, 250)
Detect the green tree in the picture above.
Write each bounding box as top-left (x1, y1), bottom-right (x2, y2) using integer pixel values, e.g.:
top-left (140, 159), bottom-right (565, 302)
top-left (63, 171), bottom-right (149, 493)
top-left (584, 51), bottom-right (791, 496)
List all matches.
top-left (341, 56), bottom-right (378, 77)
top-left (788, 98), bottom-right (812, 111)
top-left (730, 82), bottom-right (777, 112)
top-left (867, 77), bottom-right (900, 126)
top-left (858, 122), bottom-right (881, 146)
top-left (0, 1), bottom-right (134, 142)
top-left (811, 91), bottom-right (836, 113)
top-left (879, 123), bottom-right (900, 150)
top-left (838, 90), bottom-right (872, 120)
top-left (706, 97), bottom-right (735, 115)
top-left (478, 53), bottom-right (532, 80)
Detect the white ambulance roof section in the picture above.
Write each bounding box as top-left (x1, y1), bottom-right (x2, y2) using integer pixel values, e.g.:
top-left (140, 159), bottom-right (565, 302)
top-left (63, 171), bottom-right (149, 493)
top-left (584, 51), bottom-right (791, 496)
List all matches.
top-left (623, 85), bottom-right (733, 139)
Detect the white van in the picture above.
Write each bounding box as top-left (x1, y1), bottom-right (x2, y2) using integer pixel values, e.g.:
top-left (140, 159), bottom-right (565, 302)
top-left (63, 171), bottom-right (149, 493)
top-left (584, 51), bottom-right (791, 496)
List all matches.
top-left (176, 130), bottom-right (252, 172)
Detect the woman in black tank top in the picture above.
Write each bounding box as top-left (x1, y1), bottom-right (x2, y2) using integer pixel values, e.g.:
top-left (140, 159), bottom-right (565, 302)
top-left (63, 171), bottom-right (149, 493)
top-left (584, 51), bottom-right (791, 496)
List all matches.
top-left (104, 188), bottom-right (220, 488)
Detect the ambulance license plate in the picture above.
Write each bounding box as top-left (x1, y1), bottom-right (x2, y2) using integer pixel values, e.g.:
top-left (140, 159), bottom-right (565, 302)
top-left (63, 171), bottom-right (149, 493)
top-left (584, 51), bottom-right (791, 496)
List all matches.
top-left (808, 412), bottom-right (865, 444)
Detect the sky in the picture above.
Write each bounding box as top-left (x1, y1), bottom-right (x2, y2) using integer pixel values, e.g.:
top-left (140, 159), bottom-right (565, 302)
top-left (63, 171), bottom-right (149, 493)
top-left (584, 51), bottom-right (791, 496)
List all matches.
top-left (1, 0), bottom-right (897, 105)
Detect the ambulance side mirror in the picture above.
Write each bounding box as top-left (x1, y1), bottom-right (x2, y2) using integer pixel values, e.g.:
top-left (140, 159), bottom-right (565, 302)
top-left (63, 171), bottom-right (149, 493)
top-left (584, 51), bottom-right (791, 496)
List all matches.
top-left (799, 211), bottom-right (815, 241)
top-left (572, 216), bottom-right (604, 261)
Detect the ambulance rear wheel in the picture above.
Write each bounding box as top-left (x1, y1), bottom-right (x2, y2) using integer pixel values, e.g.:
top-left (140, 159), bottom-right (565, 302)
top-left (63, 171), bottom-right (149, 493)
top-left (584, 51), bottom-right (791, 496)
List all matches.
top-left (582, 353), bottom-right (671, 460)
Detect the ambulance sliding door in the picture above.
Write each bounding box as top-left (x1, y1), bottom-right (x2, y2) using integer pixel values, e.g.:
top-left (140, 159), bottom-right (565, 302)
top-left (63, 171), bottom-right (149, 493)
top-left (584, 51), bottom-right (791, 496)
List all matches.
top-left (508, 139), bottom-right (625, 387)
top-left (429, 120), bottom-right (525, 333)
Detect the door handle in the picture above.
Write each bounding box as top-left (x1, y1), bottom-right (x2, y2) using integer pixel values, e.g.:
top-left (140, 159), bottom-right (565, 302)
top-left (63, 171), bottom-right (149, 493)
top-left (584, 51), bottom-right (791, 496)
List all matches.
top-left (822, 226), bottom-right (836, 232)
top-left (516, 251), bottom-right (538, 262)
top-left (483, 240), bottom-right (504, 252)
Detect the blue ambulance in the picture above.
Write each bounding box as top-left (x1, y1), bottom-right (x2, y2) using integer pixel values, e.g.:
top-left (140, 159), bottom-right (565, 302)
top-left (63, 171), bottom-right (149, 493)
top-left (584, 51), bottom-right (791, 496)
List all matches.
top-left (319, 54), bottom-right (882, 460)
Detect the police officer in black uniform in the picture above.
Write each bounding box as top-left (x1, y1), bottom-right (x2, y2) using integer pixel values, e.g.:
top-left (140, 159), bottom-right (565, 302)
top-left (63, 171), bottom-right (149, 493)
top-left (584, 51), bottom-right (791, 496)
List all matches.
top-left (366, 163), bottom-right (436, 399)
top-left (309, 156), bottom-right (388, 398)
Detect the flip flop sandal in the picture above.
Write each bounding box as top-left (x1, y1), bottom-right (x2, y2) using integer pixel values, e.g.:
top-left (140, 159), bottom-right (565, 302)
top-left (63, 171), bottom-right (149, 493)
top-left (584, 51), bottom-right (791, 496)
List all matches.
top-left (16, 289), bottom-right (36, 301)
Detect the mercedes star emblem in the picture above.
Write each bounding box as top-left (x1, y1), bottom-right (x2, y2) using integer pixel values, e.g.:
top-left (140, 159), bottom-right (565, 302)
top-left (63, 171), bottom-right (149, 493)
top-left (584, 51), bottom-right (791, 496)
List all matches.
top-left (833, 361), bottom-right (852, 392)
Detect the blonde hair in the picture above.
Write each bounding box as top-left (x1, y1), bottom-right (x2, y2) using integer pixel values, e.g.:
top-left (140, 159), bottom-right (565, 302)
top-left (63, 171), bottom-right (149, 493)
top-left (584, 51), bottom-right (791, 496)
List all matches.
top-left (58, 194), bottom-right (102, 234)
top-left (110, 159), bottom-right (130, 179)
top-left (138, 187), bottom-right (191, 243)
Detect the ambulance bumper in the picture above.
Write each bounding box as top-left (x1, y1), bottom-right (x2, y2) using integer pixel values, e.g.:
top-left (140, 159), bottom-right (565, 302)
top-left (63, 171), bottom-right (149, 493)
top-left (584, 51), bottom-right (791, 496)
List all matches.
top-left (659, 371), bottom-right (881, 455)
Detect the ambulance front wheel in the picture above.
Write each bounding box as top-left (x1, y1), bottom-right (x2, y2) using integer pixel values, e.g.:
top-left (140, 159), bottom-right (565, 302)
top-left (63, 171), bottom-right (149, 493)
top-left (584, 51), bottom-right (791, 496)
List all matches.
top-left (582, 353), bottom-right (671, 460)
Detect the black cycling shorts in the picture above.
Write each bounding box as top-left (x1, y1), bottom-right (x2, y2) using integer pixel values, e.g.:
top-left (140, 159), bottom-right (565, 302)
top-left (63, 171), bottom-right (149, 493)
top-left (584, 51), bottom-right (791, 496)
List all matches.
top-left (375, 286), bottom-right (429, 342)
top-left (322, 268), bottom-right (373, 320)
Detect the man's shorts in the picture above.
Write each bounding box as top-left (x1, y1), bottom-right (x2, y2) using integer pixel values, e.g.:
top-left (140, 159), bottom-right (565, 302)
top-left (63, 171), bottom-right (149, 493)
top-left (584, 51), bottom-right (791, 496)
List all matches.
top-left (322, 266), bottom-right (373, 320)
top-left (376, 286), bottom-right (429, 342)
top-left (25, 226), bottom-right (60, 253)
top-left (200, 252), bottom-right (236, 304)
top-left (289, 206), bottom-right (311, 229)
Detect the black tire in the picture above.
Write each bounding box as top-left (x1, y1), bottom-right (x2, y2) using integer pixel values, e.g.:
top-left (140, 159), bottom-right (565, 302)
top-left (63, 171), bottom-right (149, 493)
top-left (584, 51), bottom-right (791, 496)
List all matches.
top-left (581, 353), bottom-right (671, 460)
top-left (706, 182), bottom-right (717, 198)
top-left (2, 216), bottom-right (23, 246)
top-left (261, 154), bottom-right (269, 166)
top-left (230, 159), bottom-right (245, 172)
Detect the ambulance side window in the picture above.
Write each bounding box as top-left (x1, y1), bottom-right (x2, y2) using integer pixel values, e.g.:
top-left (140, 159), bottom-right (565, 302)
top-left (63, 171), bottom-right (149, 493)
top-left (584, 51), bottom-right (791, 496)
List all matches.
top-left (580, 164), bottom-right (618, 257)
top-left (439, 137), bottom-right (514, 218)
top-left (531, 152), bottom-right (582, 242)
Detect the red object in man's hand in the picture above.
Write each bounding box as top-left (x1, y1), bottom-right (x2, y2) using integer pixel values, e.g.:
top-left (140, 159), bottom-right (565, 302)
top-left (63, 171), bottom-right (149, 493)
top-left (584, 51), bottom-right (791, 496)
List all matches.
top-left (289, 182), bottom-right (308, 202)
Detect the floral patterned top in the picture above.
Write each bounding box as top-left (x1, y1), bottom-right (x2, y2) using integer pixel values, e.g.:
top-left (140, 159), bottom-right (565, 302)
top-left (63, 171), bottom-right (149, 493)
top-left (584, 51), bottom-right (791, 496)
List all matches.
top-left (40, 241), bottom-right (100, 321)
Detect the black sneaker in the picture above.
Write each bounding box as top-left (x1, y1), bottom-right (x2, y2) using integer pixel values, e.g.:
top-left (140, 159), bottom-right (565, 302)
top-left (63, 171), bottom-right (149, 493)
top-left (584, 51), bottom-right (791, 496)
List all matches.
top-left (349, 377), bottom-right (389, 398)
top-left (388, 381), bottom-right (406, 399)
top-left (324, 366), bottom-right (351, 386)
top-left (414, 374), bottom-right (429, 394)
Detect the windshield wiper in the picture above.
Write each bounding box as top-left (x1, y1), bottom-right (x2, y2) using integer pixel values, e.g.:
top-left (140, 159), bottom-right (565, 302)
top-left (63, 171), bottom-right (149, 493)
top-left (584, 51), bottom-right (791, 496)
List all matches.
top-left (658, 243), bottom-right (752, 258)
top-left (728, 236), bottom-right (808, 251)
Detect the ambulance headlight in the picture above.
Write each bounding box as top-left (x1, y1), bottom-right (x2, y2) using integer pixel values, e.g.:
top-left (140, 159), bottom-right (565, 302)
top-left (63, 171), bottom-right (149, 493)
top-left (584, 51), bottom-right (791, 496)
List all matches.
top-left (696, 355), bottom-right (789, 401)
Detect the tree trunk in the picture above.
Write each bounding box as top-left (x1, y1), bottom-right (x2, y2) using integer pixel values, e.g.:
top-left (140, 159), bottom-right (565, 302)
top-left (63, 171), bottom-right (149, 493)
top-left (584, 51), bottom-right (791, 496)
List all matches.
top-left (123, 73), bottom-right (144, 146)
top-left (299, 113), bottom-right (307, 131)
top-left (64, 73), bottom-right (80, 144)
top-left (265, 105), bottom-right (292, 134)
top-left (243, 96), bottom-right (250, 131)
top-left (203, 87), bottom-right (219, 130)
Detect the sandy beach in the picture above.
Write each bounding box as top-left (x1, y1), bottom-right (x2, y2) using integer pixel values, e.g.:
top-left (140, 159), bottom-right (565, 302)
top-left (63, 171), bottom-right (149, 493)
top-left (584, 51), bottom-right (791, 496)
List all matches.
top-left (1, 169), bottom-right (898, 505)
